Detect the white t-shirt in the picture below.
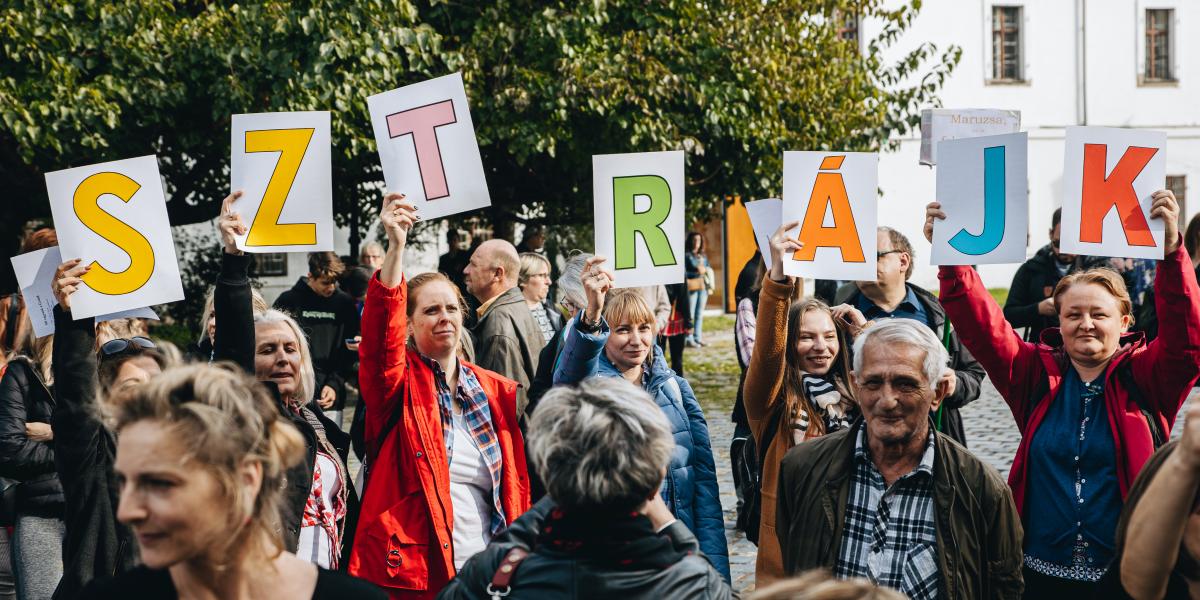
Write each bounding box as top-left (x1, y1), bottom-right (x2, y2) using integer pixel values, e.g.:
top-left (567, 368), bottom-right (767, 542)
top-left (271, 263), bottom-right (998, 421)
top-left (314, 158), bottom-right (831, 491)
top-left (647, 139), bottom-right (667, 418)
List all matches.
top-left (449, 410), bottom-right (493, 570)
top-left (297, 452), bottom-right (342, 568)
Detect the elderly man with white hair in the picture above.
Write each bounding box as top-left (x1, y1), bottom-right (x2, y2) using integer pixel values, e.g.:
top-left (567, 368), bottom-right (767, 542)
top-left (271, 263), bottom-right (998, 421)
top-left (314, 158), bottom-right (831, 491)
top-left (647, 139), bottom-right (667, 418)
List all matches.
top-left (439, 377), bottom-right (732, 599)
top-left (775, 318), bottom-right (1024, 600)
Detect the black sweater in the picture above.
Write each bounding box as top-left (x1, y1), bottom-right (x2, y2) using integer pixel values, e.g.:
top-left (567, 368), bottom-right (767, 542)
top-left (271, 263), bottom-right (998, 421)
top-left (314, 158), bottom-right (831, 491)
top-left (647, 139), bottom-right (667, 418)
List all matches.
top-left (0, 356), bottom-right (64, 516)
top-left (51, 307), bottom-right (138, 600)
top-left (272, 278), bottom-right (360, 410)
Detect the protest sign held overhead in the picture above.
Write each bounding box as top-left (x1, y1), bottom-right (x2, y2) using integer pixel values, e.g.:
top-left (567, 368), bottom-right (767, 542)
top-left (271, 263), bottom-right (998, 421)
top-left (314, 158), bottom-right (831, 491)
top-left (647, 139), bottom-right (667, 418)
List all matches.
top-left (782, 152), bottom-right (878, 281)
top-left (1060, 126), bottom-right (1167, 260)
top-left (44, 155), bottom-right (184, 320)
top-left (368, 72), bottom-right (491, 220)
top-left (593, 151), bottom-right (685, 288)
top-left (920, 108), bottom-right (1021, 166)
top-left (744, 198), bottom-right (782, 270)
top-left (230, 111), bottom-right (333, 253)
top-left (931, 132), bottom-right (1029, 265)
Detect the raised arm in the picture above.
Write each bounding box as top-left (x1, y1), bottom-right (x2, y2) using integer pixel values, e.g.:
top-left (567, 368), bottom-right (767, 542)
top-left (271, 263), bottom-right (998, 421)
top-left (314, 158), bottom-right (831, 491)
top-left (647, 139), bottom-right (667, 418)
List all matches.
top-left (359, 193), bottom-right (416, 459)
top-left (1131, 190), bottom-right (1200, 418)
top-left (212, 191), bottom-right (255, 373)
top-left (926, 202), bottom-right (1041, 421)
top-left (743, 222), bottom-right (802, 434)
top-left (48, 260), bottom-right (104, 478)
top-left (552, 256), bottom-right (613, 386)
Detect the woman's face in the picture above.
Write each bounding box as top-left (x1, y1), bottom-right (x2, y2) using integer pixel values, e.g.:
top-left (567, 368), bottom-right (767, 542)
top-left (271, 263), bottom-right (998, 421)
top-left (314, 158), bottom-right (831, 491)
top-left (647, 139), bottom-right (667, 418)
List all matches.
top-left (689, 235), bottom-right (702, 253)
top-left (1057, 283), bottom-right (1131, 366)
top-left (254, 322), bottom-right (303, 399)
top-left (522, 265), bottom-right (551, 304)
top-left (794, 310), bottom-right (839, 376)
top-left (411, 281), bottom-right (463, 359)
top-left (115, 421), bottom-right (253, 569)
top-left (606, 319), bottom-right (655, 373)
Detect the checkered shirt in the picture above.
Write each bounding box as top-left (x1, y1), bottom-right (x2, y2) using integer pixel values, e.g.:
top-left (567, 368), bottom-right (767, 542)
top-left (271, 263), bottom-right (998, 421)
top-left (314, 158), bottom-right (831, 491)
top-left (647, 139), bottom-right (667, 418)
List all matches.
top-left (834, 424), bottom-right (940, 600)
top-left (423, 355), bottom-right (507, 536)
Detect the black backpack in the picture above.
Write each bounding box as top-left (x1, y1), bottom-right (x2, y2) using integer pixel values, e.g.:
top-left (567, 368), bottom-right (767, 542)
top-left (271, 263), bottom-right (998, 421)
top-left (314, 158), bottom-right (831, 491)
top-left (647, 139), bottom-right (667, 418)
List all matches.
top-left (1028, 359), bottom-right (1166, 449)
top-left (738, 404), bottom-right (784, 546)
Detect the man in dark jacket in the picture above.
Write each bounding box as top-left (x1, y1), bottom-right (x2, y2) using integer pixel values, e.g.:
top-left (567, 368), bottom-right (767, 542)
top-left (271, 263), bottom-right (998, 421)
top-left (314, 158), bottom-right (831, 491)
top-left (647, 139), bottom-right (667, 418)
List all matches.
top-left (440, 377), bottom-right (731, 600)
top-left (1004, 208), bottom-right (1107, 342)
top-left (833, 227), bottom-right (986, 446)
top-left (776, 319), bottom-right (1023, 600)
top-left (464, 239), bottom-right (544, 415)
top-left (273, 251), bottom-right (360, 429)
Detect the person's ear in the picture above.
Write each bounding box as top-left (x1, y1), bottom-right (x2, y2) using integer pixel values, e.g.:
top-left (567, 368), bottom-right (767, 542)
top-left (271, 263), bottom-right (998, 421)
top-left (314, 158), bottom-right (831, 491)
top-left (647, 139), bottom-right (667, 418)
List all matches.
top-left (898, 252), bottom-right (911, 273)
top-left (1121, 313), bottom-right (1134, 332)
top-left (239, 459), bottom-right (264, 515)
top-left (931, 374), bottom-right (950, 411)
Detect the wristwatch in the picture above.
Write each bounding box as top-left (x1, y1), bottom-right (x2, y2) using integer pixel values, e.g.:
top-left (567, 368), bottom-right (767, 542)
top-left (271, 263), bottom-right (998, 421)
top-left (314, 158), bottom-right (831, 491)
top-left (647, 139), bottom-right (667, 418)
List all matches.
top-left (577, 314), bottom-right (602, 334)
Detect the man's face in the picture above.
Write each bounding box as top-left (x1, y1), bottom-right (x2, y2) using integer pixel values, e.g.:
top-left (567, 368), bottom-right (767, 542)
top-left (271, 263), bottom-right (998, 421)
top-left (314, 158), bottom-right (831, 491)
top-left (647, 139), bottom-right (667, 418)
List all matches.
top-left (463, 249), bottom-right (497, 301)
top-left (853, 340), bottom-right (944, 448)
top-left (361, 250), bottom-right (383, 270)
top-left (859, 230), bottom-right (908, 292)
top-left (1050, 223), bottom-right (1077, 264)
top-left (306, 274), bottom-right (337, 298)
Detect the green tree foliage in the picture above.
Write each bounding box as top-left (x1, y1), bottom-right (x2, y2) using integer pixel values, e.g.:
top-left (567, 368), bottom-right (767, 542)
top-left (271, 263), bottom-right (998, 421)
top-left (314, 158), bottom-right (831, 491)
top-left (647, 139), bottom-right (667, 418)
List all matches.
top-left (0, 0), bottom-right (957, 292)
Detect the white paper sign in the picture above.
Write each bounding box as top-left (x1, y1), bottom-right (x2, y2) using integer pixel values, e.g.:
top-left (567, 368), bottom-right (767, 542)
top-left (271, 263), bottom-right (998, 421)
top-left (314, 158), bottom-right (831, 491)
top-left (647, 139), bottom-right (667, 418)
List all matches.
top-left (781, 152), bottom-right (878, 281)
top-left (920, 108), bottom-right (1021, 166)
top-left (367, 72), bottom-right (491, 220)
top-left (593, 151), bottom-right (686, 288)
top-left (230, 111), bottom-right (333, 253)
top-left (744, 198), bottom-right (782, 270)
top-left (931, 133), bottom-right (1029, 265)
top-left (1060, 127), bottom-right (1166, 260)
top-left (44, 155), bottom-right (184, 320)
top-left (11, 247), bottom-right (159, 338)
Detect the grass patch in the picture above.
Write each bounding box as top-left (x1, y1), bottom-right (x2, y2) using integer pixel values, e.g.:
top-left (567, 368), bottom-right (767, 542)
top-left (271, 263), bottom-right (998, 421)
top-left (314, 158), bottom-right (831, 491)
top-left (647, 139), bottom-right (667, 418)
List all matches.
top-left (988, 287), bottom-right (1009, 306)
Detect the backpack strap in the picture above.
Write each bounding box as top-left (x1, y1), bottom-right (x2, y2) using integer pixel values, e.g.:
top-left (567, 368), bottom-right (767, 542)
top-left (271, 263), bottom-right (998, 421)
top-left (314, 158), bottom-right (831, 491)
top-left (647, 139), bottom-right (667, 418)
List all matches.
top-left (759, 401), bottom-right (785, 467)
top-left (1114, 361), bottom-right (1167, 449)
top-left (487, 548), bottom-right (529, 598)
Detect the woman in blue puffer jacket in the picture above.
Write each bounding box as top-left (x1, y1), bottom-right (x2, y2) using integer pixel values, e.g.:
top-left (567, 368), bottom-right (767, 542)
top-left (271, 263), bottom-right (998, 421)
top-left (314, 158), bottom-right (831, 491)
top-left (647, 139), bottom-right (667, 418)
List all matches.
top-left (552, 256), bottom-right (730, 581)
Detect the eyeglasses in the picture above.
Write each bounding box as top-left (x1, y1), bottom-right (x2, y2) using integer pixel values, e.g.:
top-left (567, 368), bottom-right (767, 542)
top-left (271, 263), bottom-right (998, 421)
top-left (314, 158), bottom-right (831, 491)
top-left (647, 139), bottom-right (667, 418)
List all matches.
top-left (100, 336), bottom-right (156, 357)
top-left (876, 250), bottom-right (904, 261)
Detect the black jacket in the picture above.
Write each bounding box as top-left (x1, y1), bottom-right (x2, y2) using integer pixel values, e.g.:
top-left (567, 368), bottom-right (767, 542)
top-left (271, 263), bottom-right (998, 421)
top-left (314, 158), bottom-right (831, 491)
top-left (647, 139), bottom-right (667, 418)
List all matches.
top-left (214, 253), bottom-right (359, 565)
top-left (1003, 245), bottom-right (1108, 342)
top-left (273, 278), bottom-right (360, 411)
top-left (0, 356), bottom-right (64, 516)
top-left (51, 307), bottom-right (138, 600)
top-left (835, 283), bottom-right (987, 447)
top-left (437, 498), bottom-right (732, 600)
top-left (665, 283), bottom-right (693, 331)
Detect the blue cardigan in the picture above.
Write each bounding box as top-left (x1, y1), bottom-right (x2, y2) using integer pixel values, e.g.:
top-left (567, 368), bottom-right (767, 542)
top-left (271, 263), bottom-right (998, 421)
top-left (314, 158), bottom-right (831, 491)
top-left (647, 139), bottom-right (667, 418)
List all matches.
top-left (553, 316), bottom-right (731, 581)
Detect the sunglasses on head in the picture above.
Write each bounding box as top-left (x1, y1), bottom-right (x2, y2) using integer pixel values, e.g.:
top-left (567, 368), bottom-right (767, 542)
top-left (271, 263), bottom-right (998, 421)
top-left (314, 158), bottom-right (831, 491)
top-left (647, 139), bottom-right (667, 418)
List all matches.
top-left (100, 336), bottom-right (156, 357)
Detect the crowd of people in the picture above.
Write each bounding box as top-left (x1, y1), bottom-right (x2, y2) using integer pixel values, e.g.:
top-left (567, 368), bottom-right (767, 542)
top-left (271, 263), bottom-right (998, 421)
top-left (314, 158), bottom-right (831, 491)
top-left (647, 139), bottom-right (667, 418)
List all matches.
top-left (0, 187), bottom-right (1197, 600)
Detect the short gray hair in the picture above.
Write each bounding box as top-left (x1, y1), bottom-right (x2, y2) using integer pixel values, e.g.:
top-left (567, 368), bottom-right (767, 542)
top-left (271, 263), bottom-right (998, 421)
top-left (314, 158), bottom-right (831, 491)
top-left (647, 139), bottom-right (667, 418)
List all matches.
top-left (851, 318), bottom-right (948, 390)
top-left (556, 251), bottom-right (592, 312)
top-left (528, 378), bottom-right (673, 511)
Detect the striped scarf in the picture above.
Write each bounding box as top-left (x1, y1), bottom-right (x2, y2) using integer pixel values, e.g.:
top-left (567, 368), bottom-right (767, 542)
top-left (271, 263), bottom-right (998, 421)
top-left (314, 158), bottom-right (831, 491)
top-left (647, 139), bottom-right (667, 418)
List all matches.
top-left (791, 374), bottom-right (854, 444)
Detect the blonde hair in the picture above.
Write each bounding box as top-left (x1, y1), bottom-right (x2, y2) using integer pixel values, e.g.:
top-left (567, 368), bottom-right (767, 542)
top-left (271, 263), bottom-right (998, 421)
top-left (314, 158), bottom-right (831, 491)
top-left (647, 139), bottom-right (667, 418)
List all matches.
top-left (96, 318), bottom-right (148, 348)
top-left (8, 313), bottom-right (52, 385)
top-left (200, 286), bottom-right (269, 344)
top-left (518, 252), bottom-right (552, 288)
top-left (602, 290), bottom-right (657, 335)
top-left (749, 570), bottom-right (907, 600)
top-left (252, 310), bottom-right (316, 406)
top-left (112, 364), bottom-right (306, 567)
top-left (1053, 267), bottom-right (1134, 320)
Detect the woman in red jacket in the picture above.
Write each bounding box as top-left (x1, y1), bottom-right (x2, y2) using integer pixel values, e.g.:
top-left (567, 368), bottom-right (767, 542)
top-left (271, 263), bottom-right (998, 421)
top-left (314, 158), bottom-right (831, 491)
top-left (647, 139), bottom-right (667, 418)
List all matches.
top-left (348, 193), bottom-right (530, 598)
top-left (925, 190), bottom-right (1200, 597)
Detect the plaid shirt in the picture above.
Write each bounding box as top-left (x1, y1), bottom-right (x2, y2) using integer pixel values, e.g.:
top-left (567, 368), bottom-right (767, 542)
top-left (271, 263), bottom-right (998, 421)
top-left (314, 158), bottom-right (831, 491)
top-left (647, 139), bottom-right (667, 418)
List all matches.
top-left (835, 424), bottom-right (940, 600)
top-left (423, 355), bottom-right (507, 536)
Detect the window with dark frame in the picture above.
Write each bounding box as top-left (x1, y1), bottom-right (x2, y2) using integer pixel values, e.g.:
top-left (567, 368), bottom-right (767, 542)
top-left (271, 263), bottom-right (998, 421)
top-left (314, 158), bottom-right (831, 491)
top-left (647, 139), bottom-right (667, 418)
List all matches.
top-left (836, 11), bottom-right (859, 43)
top-left (1145, 9), bottom-right (1174, 82)
top-left (991, 6), bottom-right (1023, 82)
top-left (1168, 175), bottom-right (1187, 226)
top-left (253, 253), bottom-right (288, 277)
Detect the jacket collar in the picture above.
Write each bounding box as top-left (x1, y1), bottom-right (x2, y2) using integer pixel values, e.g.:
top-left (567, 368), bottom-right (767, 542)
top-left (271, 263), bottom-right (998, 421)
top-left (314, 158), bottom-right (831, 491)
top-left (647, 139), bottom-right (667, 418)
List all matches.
top-left (477, 286), bottom-right (525, 320)
top-left (596, 344), bottom-right (673, 392)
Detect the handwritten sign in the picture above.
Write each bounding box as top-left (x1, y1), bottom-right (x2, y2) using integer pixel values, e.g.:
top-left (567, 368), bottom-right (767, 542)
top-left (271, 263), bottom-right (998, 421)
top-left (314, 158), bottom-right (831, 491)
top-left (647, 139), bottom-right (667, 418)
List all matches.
top-left (230, 111), bottom-right (333, 252)
top-left (44, 155), bottom-right (184, 320)
top-left (593, 151), bottom-right (685, 288)
top-left (367, 72), bottom-right (490, 220)
top-left (931, 133), bottom-right (1029, 265)
top-left (782, 152), bottom-right (878, 280)
top-left (920, 108), bottom-right (1021, 166)
top-left (1060, 126), bottom-right (1167, 260)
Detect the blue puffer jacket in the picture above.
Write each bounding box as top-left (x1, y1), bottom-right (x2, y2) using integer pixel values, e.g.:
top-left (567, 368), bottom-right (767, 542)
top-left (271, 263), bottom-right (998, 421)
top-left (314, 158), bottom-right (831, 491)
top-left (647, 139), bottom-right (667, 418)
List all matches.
top-left (553, 316), bottom-right (731, 581)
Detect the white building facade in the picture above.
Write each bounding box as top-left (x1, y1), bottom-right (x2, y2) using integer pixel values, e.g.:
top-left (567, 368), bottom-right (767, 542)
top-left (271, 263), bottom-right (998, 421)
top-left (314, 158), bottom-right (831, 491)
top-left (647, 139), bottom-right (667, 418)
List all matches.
top-left (869, 0), bottom-right (1198, 289)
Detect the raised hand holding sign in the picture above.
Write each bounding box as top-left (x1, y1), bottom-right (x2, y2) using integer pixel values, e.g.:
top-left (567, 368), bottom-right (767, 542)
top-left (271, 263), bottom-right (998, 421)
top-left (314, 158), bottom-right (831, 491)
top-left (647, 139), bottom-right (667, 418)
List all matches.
top-left (781, 151), bottom-right (878, 280)
top-left (44, 155), bottom-right (184, 320)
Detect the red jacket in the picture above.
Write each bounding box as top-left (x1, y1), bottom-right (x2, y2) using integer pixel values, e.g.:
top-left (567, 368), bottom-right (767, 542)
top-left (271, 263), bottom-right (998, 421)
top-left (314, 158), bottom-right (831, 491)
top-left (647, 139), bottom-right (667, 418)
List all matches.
top-left (938, 242), bottom-right (1200, 516)
top-left (348, 276), bottom-right (530, 598)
